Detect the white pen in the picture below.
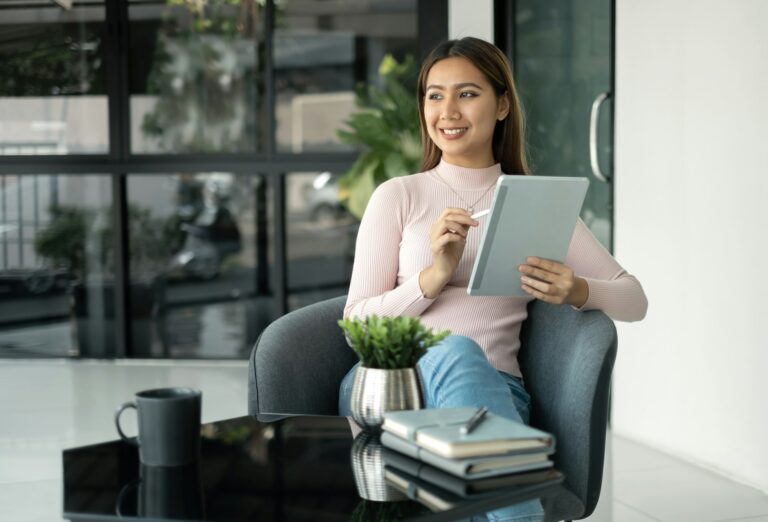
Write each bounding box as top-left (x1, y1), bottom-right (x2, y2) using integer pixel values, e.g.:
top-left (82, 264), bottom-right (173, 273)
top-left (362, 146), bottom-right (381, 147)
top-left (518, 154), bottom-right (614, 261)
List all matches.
top-left (471, 209), bottom-right (490, 220)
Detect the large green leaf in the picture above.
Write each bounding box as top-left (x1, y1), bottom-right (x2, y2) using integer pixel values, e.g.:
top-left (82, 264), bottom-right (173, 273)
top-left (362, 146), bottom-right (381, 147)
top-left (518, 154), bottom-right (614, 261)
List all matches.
top-left (336, 54), bottom-right (422, 218)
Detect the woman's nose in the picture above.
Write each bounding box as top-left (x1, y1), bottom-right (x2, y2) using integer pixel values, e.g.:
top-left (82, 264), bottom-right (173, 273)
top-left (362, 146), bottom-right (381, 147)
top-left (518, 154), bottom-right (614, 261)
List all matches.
top-left (441, 98), bottom-right (460, 120)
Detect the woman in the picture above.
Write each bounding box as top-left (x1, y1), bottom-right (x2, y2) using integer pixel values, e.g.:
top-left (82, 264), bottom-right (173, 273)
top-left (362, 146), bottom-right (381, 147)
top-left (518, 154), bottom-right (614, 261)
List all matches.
top-left (339, 37), bottom-right (648, 521)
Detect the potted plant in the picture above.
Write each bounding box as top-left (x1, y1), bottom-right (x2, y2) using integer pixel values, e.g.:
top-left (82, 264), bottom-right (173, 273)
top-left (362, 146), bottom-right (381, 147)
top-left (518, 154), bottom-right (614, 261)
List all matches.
top-left (337, 315), bottom-right (450, 430)
top-left (336, 54), bottom-right (422, 220)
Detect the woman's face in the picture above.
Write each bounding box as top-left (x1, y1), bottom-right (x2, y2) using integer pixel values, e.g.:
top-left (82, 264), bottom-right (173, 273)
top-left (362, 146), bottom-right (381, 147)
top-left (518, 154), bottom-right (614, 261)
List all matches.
top-left (423, 57), bottom-right (509, 168)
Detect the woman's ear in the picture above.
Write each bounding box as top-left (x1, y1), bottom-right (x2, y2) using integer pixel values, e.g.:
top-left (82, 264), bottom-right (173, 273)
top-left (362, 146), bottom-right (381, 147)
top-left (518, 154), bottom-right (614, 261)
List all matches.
top-left (497, 92), bottom-right (511, 121)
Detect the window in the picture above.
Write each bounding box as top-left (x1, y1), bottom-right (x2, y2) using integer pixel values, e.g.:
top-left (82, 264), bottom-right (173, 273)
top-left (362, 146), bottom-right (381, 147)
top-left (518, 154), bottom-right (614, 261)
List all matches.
top-left (274, 0), bottom-right (417, 152)
top-left (129, 0), bottom-right (266, 153)
top-left (0, 1), bottom-right (109, 155)
top-left (0, 0), bottom-right (426, 359)
top-left (126, 173), bottom-right (274, 358)
top-left (285, 171), bottom-right (356, 311)
top-left (0, 175), bottom-right (113, 356)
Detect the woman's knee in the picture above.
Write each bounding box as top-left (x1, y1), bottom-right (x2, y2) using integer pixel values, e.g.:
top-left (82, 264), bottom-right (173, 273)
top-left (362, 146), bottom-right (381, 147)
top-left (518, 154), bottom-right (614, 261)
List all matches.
top-left (337, 362), bottom-right (360, 416)
top-left (418, 335), bottom-right (495, 384)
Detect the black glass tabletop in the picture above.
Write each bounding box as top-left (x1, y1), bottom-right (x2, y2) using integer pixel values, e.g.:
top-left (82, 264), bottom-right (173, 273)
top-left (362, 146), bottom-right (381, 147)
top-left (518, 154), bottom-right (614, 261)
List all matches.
top-left (62, 414), bottom-right (564, 522)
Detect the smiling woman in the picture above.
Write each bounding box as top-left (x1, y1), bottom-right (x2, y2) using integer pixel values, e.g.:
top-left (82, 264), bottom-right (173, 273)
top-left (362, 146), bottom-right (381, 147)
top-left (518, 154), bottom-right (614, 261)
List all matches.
top-left (337, 36), bottom-right (648, 522)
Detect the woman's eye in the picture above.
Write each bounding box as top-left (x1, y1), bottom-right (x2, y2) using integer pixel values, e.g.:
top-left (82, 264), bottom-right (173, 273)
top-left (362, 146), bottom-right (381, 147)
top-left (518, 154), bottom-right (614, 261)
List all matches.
top-left (428, 93), bottom-right (442, 100)
top-left (460, 91), bottom-right (478, 98)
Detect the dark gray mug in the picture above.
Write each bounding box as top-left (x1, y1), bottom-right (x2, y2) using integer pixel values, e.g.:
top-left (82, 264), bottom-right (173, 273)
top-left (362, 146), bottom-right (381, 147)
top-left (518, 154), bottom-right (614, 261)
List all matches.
top-left (114, 387), bottom-right (202, 466)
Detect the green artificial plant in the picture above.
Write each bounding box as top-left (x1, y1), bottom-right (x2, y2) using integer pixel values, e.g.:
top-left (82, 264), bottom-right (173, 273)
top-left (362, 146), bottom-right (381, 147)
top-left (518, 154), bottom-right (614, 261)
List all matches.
top-left (336, 54), bottom-right (422, 219)
top-left (338, 315), bottom-right (450, 369)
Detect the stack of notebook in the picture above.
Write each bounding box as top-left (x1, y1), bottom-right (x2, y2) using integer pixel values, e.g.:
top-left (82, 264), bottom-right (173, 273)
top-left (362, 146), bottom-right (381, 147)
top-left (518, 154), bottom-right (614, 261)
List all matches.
top-left (380, 407), bottom-right (561, 505)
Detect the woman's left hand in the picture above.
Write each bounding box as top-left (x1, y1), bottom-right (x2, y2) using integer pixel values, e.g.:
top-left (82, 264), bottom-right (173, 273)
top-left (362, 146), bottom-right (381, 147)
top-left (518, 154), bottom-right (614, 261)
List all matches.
top-left (518, 257), bottom-right (588, 307)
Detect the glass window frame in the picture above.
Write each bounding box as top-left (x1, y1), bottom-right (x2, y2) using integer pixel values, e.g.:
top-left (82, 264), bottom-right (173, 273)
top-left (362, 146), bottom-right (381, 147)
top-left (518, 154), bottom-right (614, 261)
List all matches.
top-left (0, 0), bottom-right (445, 359)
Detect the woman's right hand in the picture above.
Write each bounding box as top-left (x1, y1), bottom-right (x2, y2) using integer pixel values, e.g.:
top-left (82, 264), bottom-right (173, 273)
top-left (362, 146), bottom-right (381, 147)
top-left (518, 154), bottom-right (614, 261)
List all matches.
top-left (421, 208), bottom-right (478, 297)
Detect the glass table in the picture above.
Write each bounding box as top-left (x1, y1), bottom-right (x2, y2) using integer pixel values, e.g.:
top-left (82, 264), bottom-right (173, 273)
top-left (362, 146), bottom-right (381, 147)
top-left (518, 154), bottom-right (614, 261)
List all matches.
top-left (63, 414), bottom-right (564, 521)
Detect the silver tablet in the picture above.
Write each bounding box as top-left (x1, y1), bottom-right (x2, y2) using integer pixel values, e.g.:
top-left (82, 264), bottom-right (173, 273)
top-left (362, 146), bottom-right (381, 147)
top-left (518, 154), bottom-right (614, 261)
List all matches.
top-left (467, 175), bottom-right (589, 297)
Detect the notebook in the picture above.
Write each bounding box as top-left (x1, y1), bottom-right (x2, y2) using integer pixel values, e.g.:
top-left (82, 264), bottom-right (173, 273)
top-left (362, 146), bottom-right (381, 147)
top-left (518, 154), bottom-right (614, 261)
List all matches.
top-left (381, 431), bottom-right (553, 479)
top-left (382, 407), bottom-right (554, 459)
top-left (467, 175), bottom-right (589, 296)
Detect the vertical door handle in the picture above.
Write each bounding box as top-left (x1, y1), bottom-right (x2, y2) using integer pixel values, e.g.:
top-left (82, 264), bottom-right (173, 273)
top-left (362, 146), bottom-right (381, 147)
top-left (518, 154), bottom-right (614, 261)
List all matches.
top-left (589, 92), bottom-right (611, 183)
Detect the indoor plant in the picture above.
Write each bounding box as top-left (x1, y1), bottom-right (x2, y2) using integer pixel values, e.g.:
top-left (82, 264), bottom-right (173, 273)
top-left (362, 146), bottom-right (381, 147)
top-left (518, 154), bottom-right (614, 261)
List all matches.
top-left (335, 54), bottom-right (422, 220)
top-left (337, 315), bottom-right (450, 430)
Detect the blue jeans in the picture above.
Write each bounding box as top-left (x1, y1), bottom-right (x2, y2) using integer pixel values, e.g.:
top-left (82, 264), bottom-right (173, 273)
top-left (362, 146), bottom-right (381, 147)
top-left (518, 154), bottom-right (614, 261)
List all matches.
top-left (338, 335), bottom-right (545, 522)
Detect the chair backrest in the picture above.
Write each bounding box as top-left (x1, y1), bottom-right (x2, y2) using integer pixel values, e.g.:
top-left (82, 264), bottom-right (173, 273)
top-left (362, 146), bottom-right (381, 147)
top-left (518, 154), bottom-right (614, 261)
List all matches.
top-left (248, 295), bottom-right (354, 416)
top-left (248, 296), bottom-right (617, 519)
top-left (519, 299), bottom-right (617, 518)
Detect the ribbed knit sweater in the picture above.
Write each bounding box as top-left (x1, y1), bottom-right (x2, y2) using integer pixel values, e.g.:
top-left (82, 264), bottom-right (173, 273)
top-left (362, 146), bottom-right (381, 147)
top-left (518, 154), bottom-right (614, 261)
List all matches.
top-left (344, 159), bottom-right (648, 378)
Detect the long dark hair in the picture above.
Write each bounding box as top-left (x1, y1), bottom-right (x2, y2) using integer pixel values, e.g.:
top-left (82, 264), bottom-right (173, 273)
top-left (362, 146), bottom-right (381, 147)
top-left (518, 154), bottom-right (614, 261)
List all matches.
top-left (417, 37), bottom-right (529, 175)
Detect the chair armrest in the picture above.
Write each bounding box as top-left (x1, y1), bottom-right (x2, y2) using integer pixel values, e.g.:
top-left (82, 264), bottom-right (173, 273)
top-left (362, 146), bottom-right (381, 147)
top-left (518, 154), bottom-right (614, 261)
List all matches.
top-left (519, 300), bottom-right (617, 518)
top-left (248, 296), bottom-right (358, 416)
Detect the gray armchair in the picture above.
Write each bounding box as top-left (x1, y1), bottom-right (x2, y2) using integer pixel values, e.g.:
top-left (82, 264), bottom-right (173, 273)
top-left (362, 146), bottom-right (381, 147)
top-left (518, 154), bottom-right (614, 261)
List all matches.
top-left (248, 296), bottom-right (617, 522)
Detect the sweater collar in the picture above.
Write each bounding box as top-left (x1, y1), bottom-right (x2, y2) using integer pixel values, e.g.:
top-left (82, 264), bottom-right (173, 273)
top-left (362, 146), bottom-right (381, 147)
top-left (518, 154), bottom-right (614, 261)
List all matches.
top-left (434, 158), bottom-right (503, 189)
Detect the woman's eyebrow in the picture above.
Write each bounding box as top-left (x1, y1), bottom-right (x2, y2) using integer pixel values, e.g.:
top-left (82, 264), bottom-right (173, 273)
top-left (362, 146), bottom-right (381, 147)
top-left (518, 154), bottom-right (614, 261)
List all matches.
top-left (426, 82), bottom-right (484, 91)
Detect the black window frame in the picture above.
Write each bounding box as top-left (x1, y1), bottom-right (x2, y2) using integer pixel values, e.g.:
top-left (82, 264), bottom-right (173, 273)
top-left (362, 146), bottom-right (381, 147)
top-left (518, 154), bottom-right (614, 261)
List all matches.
top-left (0, 0), bottom-right (447, 358)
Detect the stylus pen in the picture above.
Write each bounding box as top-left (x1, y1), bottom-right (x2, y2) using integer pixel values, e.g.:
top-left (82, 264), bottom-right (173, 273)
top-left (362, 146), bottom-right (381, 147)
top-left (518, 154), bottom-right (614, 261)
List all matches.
top-left (471, 209), bottom-right (490, 219)
top-left (460, 406), bottom-right (489, 435)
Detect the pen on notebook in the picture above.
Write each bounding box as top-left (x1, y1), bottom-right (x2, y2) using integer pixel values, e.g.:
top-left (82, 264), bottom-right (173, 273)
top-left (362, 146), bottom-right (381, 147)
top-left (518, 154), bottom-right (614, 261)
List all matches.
top-left (471, 209), bottom-right (490, 220)
top-left (460, 406), bottom-right (489, 435)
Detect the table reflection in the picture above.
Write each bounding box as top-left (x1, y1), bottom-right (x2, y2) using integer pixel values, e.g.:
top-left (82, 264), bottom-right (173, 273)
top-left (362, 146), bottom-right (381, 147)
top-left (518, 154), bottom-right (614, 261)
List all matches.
top-left (64, 415), bottom-right (562, 522)
top-left (116, 461), bottom-right (204, 519)
top-left (350, 432), bottom-right (408, 502)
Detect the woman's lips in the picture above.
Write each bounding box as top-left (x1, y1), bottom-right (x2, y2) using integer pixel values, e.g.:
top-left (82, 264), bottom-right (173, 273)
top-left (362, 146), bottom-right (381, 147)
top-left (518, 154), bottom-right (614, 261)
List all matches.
top-left (440, 127), bottom-right (468, 140)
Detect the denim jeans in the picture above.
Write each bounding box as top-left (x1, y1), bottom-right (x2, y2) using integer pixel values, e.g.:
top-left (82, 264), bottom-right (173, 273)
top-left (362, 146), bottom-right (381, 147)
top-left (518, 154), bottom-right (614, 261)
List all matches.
top-left (338, 335), bottom-right (545, 522)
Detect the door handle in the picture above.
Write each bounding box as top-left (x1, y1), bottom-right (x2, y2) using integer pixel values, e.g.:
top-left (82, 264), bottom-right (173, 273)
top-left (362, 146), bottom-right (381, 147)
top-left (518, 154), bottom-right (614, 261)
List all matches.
top-left (589, 92), bottom-right (611, 183)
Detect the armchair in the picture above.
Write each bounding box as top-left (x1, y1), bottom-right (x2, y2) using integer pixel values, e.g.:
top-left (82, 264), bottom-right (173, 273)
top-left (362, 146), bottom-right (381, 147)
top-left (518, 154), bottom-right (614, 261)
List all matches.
top-left (248, 295), bottom-right (617, 521)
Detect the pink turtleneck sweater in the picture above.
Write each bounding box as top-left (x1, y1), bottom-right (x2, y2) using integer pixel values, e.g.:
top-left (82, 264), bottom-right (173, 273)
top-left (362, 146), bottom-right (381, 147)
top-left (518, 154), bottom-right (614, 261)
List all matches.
top-left (344, 159), bottom-right (648, 378)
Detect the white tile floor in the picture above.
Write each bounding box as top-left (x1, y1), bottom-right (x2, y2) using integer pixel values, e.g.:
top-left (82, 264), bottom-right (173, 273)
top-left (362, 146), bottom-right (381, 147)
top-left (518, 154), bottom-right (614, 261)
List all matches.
top-left (0, 359), bottom-right (766, 522)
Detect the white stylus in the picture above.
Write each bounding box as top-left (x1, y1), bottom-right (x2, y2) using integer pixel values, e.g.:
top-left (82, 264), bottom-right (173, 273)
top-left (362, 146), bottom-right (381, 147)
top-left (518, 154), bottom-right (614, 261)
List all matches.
top-left (471, 209), bottom-right (490, 219)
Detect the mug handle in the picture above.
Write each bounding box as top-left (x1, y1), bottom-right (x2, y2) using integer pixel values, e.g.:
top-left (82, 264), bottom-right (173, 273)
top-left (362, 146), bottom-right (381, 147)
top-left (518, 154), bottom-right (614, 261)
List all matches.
top-left (114, 401), bottom-right (139, 446)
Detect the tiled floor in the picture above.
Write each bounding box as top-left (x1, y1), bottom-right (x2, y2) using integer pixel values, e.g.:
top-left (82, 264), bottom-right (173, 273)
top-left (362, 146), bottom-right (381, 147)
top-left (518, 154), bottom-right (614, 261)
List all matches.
top-left (0, 360), bottom-right (765, 522)
top-left (589, 435), bottom-right (768, 522)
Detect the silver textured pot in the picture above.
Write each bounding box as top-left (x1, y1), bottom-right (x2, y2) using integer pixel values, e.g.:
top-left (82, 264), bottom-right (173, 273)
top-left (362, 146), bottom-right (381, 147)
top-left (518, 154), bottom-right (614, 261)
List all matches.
top-left (350, 366), bottom-right (423, 431)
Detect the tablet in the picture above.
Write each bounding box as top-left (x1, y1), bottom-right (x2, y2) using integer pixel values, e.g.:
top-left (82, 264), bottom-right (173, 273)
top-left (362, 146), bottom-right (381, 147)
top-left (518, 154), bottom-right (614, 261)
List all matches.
top-left (467, 175), bottom-right (589, 297)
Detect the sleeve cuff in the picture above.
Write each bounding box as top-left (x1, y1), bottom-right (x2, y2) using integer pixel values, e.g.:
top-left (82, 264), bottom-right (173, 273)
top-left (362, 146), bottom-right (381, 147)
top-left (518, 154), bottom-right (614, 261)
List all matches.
top-left (573, 276), bottom-right (621, 312)
top-left (344, 273), bottom-right (437, 319)
top-left (400, 272), bottom-right (436, 315)
top-left (570, 277), bottom-right (593, 311)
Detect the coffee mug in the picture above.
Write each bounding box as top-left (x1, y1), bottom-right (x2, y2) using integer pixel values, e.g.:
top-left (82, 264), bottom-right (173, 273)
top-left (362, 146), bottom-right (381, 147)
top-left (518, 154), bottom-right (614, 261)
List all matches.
top-left (114, 387), bottom-right (202, 466)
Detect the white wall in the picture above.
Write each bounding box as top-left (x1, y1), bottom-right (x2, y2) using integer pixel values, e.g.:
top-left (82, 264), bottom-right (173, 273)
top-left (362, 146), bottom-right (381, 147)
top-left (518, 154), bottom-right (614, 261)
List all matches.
top-left (448, 0), bottom-right (493, 42)
top-left (614, 0), bottom-right (768, 492)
